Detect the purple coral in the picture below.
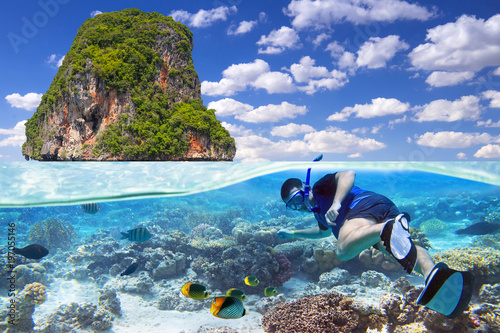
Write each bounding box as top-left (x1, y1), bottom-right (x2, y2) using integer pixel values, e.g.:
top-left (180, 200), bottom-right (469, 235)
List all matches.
top-left (271, 254), bottom-right (293, 287)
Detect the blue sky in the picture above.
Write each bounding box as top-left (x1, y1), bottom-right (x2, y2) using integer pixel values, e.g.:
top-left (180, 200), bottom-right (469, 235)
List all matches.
top-left (1, 0), bottom-right (500, 162)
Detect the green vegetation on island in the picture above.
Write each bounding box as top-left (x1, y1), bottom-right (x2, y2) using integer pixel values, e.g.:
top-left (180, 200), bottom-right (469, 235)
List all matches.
top-left (22, 8), bottom-right (235, 161)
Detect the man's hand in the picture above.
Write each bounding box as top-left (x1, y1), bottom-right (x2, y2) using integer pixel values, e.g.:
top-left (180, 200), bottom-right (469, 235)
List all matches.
top-left (277, 229), bottom-right (293, 239)
top-left (325, 201), bottom-right (341, 226)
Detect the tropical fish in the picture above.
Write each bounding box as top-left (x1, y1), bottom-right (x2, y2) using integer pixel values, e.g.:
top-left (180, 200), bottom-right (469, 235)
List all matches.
top-left (264, 287), bottom-right (278, 297)
top-left (121, 227), bottom-right (151, 242)
top-left (210, 296), bottom-right (246, 319)
top-left (244, 275), bottom-right (259, 286)
top-left (120, 261), bottom-right (139, 276)
top-left (81, 202), bottom-right (99, 214)
top-left (455, 222), bottom-right (500, 235)
top-left (13, 244), bottom-right (49, 259)
top-left (181, 282), bottom-right (210, 299)
top-left (226, 288), bottom-right (246, 301)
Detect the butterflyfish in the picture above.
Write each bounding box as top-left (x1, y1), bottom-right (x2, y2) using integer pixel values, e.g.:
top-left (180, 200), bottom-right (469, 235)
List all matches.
top-left (181, 282), bottom-right (210, 299)
top-left (244, 275), bottom-right (259, 286)
top-left (264, 287), bottom-right (278, 297)
top-left (226, 288), bottom-right (246, 301)
top-left (210, 296), bottom-right (246, 319)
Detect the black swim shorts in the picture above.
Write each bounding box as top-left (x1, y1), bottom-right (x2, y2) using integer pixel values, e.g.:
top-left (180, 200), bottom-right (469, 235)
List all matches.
top-left (343, 191), bottom-right (400, 224)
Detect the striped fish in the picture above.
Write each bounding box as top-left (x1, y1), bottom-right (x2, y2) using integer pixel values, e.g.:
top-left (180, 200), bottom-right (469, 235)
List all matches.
top-left (120, 227), bottom-right (152, 242)
top-left (210, 296), bottom-right (246, 319)
top-left (81, 202), bottom-right (99, 214)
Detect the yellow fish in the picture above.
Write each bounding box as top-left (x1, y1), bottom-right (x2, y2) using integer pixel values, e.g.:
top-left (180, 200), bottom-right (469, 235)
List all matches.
top-left (226, 288), bottom-right (246, 301)
top-left (210, 296), bottom-right (246, 319)
top-left (181, 282), bottom-right (210, 299)
top-left (264, 287), bottom-right (278, 297)
top-left (244, 275), bottom-right (259, 286)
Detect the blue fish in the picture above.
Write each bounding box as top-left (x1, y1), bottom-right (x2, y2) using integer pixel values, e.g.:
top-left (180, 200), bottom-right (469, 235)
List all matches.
top-left (455, 222), bottom-right (500, 235)
top-left (81, 203), bottom-right (99, 214)
top-left (121, 228), bottom-right (151, 242)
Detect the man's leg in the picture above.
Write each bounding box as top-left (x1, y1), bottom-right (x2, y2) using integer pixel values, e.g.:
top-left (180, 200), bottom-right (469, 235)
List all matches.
top-left (336, 217), bottom-right (435, 278)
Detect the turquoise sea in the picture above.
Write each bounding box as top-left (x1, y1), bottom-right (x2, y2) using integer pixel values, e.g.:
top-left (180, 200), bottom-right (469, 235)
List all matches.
top-left (0, 161), bottom-right (499, 332)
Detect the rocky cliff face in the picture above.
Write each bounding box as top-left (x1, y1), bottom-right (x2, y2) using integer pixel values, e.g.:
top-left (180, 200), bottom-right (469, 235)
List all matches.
top-left (22, 8), bottom-right (235, 161)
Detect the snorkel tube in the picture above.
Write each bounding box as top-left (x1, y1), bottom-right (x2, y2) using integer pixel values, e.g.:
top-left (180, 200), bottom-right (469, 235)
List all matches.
top-left (302, 154), bottom-right (323, 211)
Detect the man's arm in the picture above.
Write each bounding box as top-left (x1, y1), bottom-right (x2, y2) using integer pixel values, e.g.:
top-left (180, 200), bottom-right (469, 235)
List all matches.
top-left (325, 170), bottom-right (355, 225)
top-left (278, 226), bottom-right (332, 240)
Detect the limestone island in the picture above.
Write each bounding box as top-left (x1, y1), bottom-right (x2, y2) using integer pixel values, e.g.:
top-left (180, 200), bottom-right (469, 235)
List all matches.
top-left (22, 8), bottom-right (236, 161)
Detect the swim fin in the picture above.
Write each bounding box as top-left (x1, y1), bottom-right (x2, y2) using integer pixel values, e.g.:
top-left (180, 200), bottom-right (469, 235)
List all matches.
top-left (417, 262), bottom-right (474, 319)
top-left (380, 212), bottom-right (417, 274)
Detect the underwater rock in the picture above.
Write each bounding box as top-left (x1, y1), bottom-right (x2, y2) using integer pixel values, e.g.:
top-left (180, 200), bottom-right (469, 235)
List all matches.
top-left (63, 267), bottom-right (91, 281)
top-left (12, 263), bottom-right (47, 289)
top-left (360, 270), bottom-right (391, 289)
top-left (318, 268), bottom-right (351, 289)
top-left (254, 293), bottom-right (286, 315)
top-left (195, 326), bottom-right (240, 333)
top-left (98, 288), bottom-right (121, 317)
top-left (114, 271), bottom-right (154, 295)
top-left (253, 230), bottom-right (275, 246)
top-left (152, 252), bottom-right (187, 281)
top-left (314, 248), bottom-right (342, 272)
top-left (261, 292), bottom-right (386, 333)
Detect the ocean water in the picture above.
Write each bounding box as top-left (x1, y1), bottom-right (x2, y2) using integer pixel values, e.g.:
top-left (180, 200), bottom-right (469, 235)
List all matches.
top-left (1, 161), bottom-right (499, 332)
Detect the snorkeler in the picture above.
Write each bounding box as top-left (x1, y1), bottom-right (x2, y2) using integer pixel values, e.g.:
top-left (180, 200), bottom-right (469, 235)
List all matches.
top-left (278, 169), bottom-right (474, 319)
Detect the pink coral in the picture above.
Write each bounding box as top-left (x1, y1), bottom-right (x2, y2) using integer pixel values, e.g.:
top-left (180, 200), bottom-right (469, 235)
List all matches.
top-left (271, 254), bottom-right (293, 287)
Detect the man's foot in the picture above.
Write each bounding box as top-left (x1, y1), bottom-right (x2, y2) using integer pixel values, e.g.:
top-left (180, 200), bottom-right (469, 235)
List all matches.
top-left (417, 262), bottom-right (474, 318)
top-left (380, 212), bottom-right (417, 274)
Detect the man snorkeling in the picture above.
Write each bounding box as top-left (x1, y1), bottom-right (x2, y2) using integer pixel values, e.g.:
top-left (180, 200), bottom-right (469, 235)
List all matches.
top-left (278, 168), bottom-right (474, 319)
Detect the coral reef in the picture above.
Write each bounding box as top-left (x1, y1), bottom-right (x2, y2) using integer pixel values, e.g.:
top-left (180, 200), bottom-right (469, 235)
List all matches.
top-left (39, 302), bottom-right (113, 332)
top-left (358, 247), bottom-right (400, 272)
top-left (1, 282), bottom-right (47, 333)
top-left (314, 248), bottom-right (342, 272)
top-left (98, 288), bottom-right (121, 317)
top-left (318, 268), bottom-right (351, 289)
top-left (479, 283), bottom-right (500, 304)
top-left (254, 294), bottom-right (286, 315)
top-left (12, 263), bottom-right (47, 289)
top-left (28, 218), bottom-right (77, 251)
top-left (409, 227), bottom-right (431, 250)
top-left (432, 247), bottom-right (500, 285)
top-left (261, 292), bottom-right (386, 333)
top-left (419, 217), bottom-right (448, 237)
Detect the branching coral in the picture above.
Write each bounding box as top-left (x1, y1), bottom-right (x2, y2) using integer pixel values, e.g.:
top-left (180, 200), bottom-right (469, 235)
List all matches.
top-left (432, 247), bottom-right (500, 277)
top-left (3, 282), bottom-right (47, 332)
top-left (261, 292), bottom-right (386, 333)
top-left (28, 218), bottom-right (77, 250)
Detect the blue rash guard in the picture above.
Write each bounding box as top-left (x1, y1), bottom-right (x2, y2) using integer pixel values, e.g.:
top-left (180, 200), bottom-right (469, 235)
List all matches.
top-left (312, 173), bottom-right (368, 239)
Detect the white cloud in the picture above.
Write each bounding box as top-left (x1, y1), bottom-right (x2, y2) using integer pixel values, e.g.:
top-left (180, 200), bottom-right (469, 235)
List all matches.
top-left (220, 122), bottom-right (253, 137)
top-left (477, 119), bottom-right (500, 128)
top-left (5, 93), bottom-right (43, 111)
top-left (474, 144), bottom-right (500, 158)
top-left (252, 72), bottom-right (296, 94)
top-left (170, 6), bottom-right (236, 28)
top-left (201, 59), bottom-right (270, 96)
top-left (285, 0), bottom-right (435, 29)
top-left (228, 20), bottom-right (257, 35)
top-left (304, 129), bottom-right (386, 153)
top-left (207, 98), bottom-right (253, 117)
top-left (328, 97), bottom-right (409, 121)
top-left (236, 102), bottom-right (307, 123)
top-left (482, 90), bottom-right (500, 108)
top-left (494, 67), bottom-right (500, 76)
top-left (288, 56), bottom-right (348, 94)
top-left (413, 96), bottom-right (481, 122)
top-left (271, 123), bottom-right (315, 137)
top-left (326, 41), bottom-right (345, 59)
top-left (47, 54), bottom-right (65, 68)
top-left (90, 10), bottom-right (102, 18)
top-left (425, 71), bottom-right (475, 87)
top-left (234, 135), bottom-right (309, 161)
top-left (356, 35), bottom-right (409, 69)
top-left (312, 33), bottom-right (331, 48)
top-left (415, 131), bottom-right (499, 148)
top-left (409, 14), bottom-right (500, 73)
top-left (257, 26), bottom-right (301, 54)
top-left (456, 152), bottom-right (467, 160)
top-left (348, 153), bottom-right (362, 158)
top-left (0, 120), bottom-right (26, 147)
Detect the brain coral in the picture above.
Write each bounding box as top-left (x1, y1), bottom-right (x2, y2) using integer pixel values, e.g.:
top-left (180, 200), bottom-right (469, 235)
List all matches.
top-left (261, 292), bottom-right (386, 333)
